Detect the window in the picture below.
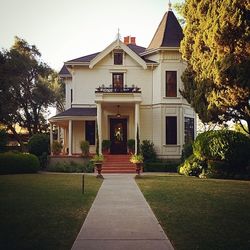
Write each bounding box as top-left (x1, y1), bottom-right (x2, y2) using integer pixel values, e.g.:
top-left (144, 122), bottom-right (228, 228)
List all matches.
top-left (114, 52), bottom-right (123, 65)
top-left (85, 121), bottom-right (95, 145)
top-left (112, 73), bottom-right (124, 90)
top-left (184, 117), bottom-right (194, 144)
top-left (166, 116), bottom-right (177, 144)
top-left (166, 71), bottom-right (177, 97)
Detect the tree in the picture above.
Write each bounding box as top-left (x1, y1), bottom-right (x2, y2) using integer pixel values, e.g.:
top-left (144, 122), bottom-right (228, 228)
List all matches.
top-left (180, 0), bottom-right (250, 134)
top-left (0, 37), bottom-right (64, 146)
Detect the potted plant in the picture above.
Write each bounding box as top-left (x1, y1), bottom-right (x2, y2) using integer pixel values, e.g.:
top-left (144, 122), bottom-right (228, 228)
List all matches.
top-left (127, 139), bottom-right (135, 154)
top-left (91, 154), bottom-right (104, 178)
top-left (130, 154), bottom-right (144, 175)
top-left (102, 140), bottom-right (111, 154)
top-left (52, 141), bottom-right (63, 155)
top-left (80, 140), bottom-right (89, 158)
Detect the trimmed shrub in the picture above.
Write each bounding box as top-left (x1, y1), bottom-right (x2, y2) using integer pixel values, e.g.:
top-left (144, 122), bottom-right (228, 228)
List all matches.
top-left (80, 141), bottom-right (89, 157)
top-left (193, 130), bottom-right (250, 171)
top-left (0, 129), bottom-right (8, 152)
top-left (0, 152), bottom-right (40, 174)
top-left (47, 161), bottom-right (94, 173)
top-left (143, 162), bottom-right (178, 172)
top-left (140, 140), bottom-right (157, 162)
top-left (52, 141), bottom-right (62, 155)
top-left (127, 139), bottom-right (135, 153)
top-left (102, 140), bottom-right (111, 150)
top-left (181, 142), bottom-right (193, 162)
top-left (28, 134), bottom-right (49, 156)
top-left (178, 154), bottom-right (205, 177)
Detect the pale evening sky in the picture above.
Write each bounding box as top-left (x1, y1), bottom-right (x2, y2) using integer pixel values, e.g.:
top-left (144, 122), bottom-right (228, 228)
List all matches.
top-left (0, 0), bottom-right (183, 72)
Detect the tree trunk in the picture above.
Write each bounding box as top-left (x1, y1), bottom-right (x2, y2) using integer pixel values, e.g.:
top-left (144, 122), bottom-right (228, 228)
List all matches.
top-left (7, 125), bottom-right (25, 151)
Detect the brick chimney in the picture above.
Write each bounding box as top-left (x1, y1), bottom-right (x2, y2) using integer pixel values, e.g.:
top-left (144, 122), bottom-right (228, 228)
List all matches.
top-left (124, 36), bottom-right (136, 45)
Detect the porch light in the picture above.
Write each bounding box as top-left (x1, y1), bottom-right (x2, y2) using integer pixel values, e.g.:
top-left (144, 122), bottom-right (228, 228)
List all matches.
top-left (116, 105), bottom-right (121, 118)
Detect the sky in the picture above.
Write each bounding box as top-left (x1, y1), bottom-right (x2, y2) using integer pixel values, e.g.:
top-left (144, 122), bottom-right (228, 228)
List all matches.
top-left (0, 0), bottom-right (183, 71)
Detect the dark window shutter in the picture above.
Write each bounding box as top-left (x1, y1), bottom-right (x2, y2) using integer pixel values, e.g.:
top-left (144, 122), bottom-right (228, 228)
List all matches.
top-left (85, 121), bottom-right (95, 145)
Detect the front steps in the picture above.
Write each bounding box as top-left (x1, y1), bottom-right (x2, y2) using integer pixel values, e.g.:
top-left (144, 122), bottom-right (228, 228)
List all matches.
top-left (101, 154), bottom-right (136, 173)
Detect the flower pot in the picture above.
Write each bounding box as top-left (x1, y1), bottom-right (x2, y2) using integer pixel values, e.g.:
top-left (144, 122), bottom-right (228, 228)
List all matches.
top-left (135, 163), bottom-right (143, 175)
top-left (95, 162), bottom-right (103, 178)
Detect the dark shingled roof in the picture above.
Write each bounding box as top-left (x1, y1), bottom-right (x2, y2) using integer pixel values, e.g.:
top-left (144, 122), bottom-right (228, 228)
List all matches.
top-left (147, 10), bottom-right (183, 50)
top-left (53, 108), bottom-right (97, 118)
top-left (59, 65), bottom-right (71, 76)
top-left (67, 52), bottom-right (100, 63)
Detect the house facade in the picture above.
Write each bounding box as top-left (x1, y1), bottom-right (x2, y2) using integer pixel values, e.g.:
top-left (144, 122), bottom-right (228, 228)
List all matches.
top-left (49, 6), bottom-right (196, 159)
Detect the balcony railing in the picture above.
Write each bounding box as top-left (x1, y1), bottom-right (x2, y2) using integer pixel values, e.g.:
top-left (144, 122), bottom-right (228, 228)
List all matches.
top-left (95, 85), bottom-right (141, 93)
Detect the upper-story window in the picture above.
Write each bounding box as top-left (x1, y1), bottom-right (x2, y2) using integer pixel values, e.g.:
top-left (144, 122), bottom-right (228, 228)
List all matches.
top-left (166, 71), bottom-right (177, 97)
top-left (112, 73), bottom-right (124, 90)
top-left (114, 51), bottom-right (123, 65)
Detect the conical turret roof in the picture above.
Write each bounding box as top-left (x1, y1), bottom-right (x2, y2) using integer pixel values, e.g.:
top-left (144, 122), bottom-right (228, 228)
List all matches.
top-left (147, 9), bottom-right (183, 50)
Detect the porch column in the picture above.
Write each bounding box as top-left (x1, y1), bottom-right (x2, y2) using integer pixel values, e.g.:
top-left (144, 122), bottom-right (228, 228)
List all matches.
top-left (97, 103), bottom-right (102, 155)
top-left (50, 123), bottom-right (53, 156)
top-left (135, 102), bottom-right (140, 154)
top-left (57, 126), bottom-right (60, 142)
top-left (68, 120), bottom-right (72, 156)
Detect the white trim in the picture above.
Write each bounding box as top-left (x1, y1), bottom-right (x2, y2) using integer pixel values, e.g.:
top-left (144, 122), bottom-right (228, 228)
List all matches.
top-left (89, 39), bottom-right (147, 70)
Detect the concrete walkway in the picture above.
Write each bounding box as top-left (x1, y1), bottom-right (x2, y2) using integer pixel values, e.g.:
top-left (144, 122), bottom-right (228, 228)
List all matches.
top-left (71, 174), bottom-right (174, 250)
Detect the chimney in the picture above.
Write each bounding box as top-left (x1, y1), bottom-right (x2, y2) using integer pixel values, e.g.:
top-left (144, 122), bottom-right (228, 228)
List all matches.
top-left (123, 36), bottom-right (136, 45)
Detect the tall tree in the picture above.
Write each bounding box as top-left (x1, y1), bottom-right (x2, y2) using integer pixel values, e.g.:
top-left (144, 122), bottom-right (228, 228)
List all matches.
top-left (180, 0), bottom-right (250, 134)
top-left (0, 37), bottom-right (64, 146)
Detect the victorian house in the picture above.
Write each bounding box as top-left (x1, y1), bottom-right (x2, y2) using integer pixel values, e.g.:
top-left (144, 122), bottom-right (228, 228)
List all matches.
top-left (49, 5), bottom-right (196, 160)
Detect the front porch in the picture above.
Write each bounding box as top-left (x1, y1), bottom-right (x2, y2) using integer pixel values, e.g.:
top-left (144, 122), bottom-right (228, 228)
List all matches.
top-left (49, 101), bottom-right (141, 156)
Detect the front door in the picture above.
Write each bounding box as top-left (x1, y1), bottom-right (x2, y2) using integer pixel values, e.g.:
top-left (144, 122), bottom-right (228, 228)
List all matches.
top-left (110, 118), bottom-right (127, 154)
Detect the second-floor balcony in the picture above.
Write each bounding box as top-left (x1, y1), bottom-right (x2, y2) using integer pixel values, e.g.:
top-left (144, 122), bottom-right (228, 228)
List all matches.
top-left (95, 84), bottom-right (141, 93)
top-left (95, 84), bottom-right (142, 104)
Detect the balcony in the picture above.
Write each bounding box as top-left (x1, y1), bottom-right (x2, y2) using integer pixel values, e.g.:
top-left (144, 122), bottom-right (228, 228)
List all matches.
top-left (95, 85), bottom-right (142, 103)
top-left (95, 85), bottom-right (141, 93)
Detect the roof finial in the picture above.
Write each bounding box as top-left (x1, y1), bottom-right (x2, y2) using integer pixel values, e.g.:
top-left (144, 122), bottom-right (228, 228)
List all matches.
top-left (116, 28), bottom-right (121, 40)
top-left (168, 0), bottom-right (172, 11)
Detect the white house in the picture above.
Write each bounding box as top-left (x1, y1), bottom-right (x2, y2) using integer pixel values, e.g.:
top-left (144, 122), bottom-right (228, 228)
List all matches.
top-left (49, 5), bottom-right (196, 159)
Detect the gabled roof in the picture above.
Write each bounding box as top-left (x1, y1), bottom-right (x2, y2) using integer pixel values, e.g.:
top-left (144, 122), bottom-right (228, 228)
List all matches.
top-left (147, 10), bottom-right (183, 50)
top-left (89, 39), bottom-right (148, 69)
top-left (67, 52), bottom-right (100, 63)
top-left (59, 65), bottom-right (71, 77)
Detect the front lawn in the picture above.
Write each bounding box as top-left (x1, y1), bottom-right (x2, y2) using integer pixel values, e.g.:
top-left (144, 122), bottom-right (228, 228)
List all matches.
top-left (0, 174), bottom-right (102, 250)
top-left (136, 175), bottom-right (250, 250)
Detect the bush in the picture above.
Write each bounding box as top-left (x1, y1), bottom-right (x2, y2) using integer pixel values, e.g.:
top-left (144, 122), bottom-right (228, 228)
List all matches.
top-left (206, 160), bottom-right (232, 179)
top-left (102, 140), bottom-right (111, 150)
top-left (47, 161), bottom-right (94, 173)
top-left (144, 162), bottom-right (178, 172)
top-left (178, 154), bottom-right (205, 177)
top-left (127, 139), bottom-right (135, 153)
top-left (52, 141), bottom-right (62, 155)
top-left (140, 140), bottom-right (157, 162)
top-left (0, 152), bottom-right (40, 174)
top-left (80, 141), bottom-right (89, 157)
top-left (28, 134), bottom-right (49, 156)
top-left (181, 142), bottom-right (193, 162)
top-left (193, 130), bottom-right (250, 171)
top-left (0, 129), bottom-right (8, 152)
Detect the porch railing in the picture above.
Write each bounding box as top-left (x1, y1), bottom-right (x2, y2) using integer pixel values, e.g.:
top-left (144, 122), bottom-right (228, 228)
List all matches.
top-left (95, 85), bottom-right (141, 93)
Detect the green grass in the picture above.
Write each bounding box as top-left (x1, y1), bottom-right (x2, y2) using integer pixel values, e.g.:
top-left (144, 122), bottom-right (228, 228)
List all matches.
top-left (0, 173), bottom-right (102, 250)
top-left (136, 175), bottom-right (250, 250)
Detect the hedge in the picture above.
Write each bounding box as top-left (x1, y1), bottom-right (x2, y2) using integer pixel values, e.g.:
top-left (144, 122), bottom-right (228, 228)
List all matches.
top-left (47, 161), bottom-right (94, 173)
top-left (0, 152), bottom-right (40, 174)
top-left (143, 162), bottom-right (178, 172)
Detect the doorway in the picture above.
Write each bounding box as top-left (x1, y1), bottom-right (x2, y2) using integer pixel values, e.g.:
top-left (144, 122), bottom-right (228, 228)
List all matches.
top-left (110, 118), bottom-right (127, 154)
